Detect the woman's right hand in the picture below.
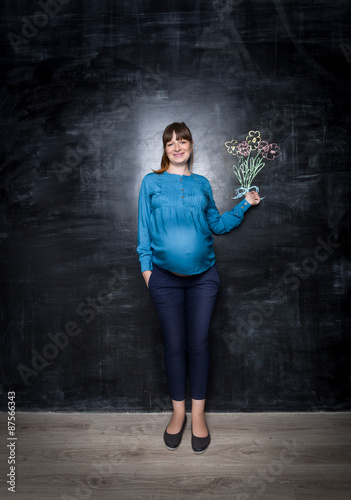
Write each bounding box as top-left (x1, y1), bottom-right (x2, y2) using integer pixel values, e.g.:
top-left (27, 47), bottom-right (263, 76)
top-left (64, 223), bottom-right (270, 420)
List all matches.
top-left (142, 270), bottom-right (152, 288)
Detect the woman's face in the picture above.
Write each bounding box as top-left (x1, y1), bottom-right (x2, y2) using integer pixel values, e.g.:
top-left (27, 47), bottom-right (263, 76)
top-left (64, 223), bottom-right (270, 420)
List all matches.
top-left (165, 130), bottom-right (193, 168)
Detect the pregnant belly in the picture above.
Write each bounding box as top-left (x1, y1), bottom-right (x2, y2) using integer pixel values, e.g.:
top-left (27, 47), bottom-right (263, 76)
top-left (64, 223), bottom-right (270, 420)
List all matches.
top-left (155, 226), bottom-right (210, 268)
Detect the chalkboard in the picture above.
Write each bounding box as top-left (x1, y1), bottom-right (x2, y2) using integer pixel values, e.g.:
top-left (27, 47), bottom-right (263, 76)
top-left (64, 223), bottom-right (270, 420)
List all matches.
top-left (1, 0), bottom-right (350, 412)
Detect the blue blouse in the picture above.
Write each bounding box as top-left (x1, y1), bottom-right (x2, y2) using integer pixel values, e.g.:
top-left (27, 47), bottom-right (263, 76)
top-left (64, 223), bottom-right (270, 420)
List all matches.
top-left (137, 171), bottom-right (251, 275)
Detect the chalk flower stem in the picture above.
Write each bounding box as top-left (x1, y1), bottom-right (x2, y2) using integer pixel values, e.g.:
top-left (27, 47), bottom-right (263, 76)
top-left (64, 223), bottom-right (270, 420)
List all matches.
top-left (234, 152), bottom-right (265, 189)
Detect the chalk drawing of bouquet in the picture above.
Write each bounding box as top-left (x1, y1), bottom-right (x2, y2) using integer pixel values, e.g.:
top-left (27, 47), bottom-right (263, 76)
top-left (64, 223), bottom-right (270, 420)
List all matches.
top-left (225, 130), bottom-right (281, 199)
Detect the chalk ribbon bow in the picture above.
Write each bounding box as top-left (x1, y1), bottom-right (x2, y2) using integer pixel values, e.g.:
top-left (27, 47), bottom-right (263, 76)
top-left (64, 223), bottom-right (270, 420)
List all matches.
top-left (232, 185), bottom-right (264, 200)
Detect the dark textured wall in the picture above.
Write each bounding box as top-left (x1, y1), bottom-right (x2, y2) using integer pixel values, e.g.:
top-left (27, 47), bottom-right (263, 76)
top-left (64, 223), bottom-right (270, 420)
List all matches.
top-left (1, 0), bottom-right (350, 412)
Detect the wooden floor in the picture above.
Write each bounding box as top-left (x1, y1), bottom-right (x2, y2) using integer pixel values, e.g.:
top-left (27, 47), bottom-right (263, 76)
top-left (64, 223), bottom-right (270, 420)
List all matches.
top-left (1, 412), bottom-right (350, 500)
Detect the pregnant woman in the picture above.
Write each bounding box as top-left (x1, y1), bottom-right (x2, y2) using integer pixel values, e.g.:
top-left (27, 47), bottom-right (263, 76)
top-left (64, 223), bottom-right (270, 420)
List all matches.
top-left (137, 122), bottom-right (260, 453)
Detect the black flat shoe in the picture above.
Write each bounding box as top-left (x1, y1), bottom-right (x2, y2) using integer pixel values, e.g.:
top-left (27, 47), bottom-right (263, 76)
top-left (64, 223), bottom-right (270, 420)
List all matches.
top-left (191, 427), bottom-right (211, 454)
top-left (163, 415), bottom-right (187, 451)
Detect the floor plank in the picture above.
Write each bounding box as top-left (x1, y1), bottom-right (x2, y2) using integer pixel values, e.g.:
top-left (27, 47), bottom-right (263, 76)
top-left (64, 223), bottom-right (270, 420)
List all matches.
top-left (0, 412), bottom-right (350, 499)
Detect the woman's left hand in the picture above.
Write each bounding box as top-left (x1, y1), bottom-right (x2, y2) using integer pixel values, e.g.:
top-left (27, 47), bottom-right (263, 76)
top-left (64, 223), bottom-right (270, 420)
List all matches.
top-left (245, 190), bottom-right (261, 206)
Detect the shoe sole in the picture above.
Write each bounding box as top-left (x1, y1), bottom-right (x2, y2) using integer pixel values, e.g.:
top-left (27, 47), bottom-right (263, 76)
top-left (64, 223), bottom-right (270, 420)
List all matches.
top-left (192, 446), bottom-right (209, 454)
top-left (164, 443), bottom-right (180, 451)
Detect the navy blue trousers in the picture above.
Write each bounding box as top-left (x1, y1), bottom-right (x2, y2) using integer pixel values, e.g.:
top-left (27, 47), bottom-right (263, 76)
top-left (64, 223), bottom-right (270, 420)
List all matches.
top-left (149, 263), bottom-right (220, 401)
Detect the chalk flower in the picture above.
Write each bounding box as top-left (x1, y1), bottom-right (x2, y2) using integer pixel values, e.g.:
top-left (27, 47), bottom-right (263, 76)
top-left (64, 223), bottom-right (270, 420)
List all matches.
top-left (237, 141), bottom-right (250, 156)
top-left (246, 130), bottom-right (261, 150)
top-left (258, 141), bottom-right (269, 156)
top-left (225, 139), bottom-right (238, 156)
top-left (261, 143), bottom-right (281, 160)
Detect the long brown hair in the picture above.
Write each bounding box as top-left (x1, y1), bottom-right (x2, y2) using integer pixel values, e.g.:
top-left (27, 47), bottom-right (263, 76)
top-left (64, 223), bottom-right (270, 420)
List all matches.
top-left (154, 122), bottom-right (194, 174)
